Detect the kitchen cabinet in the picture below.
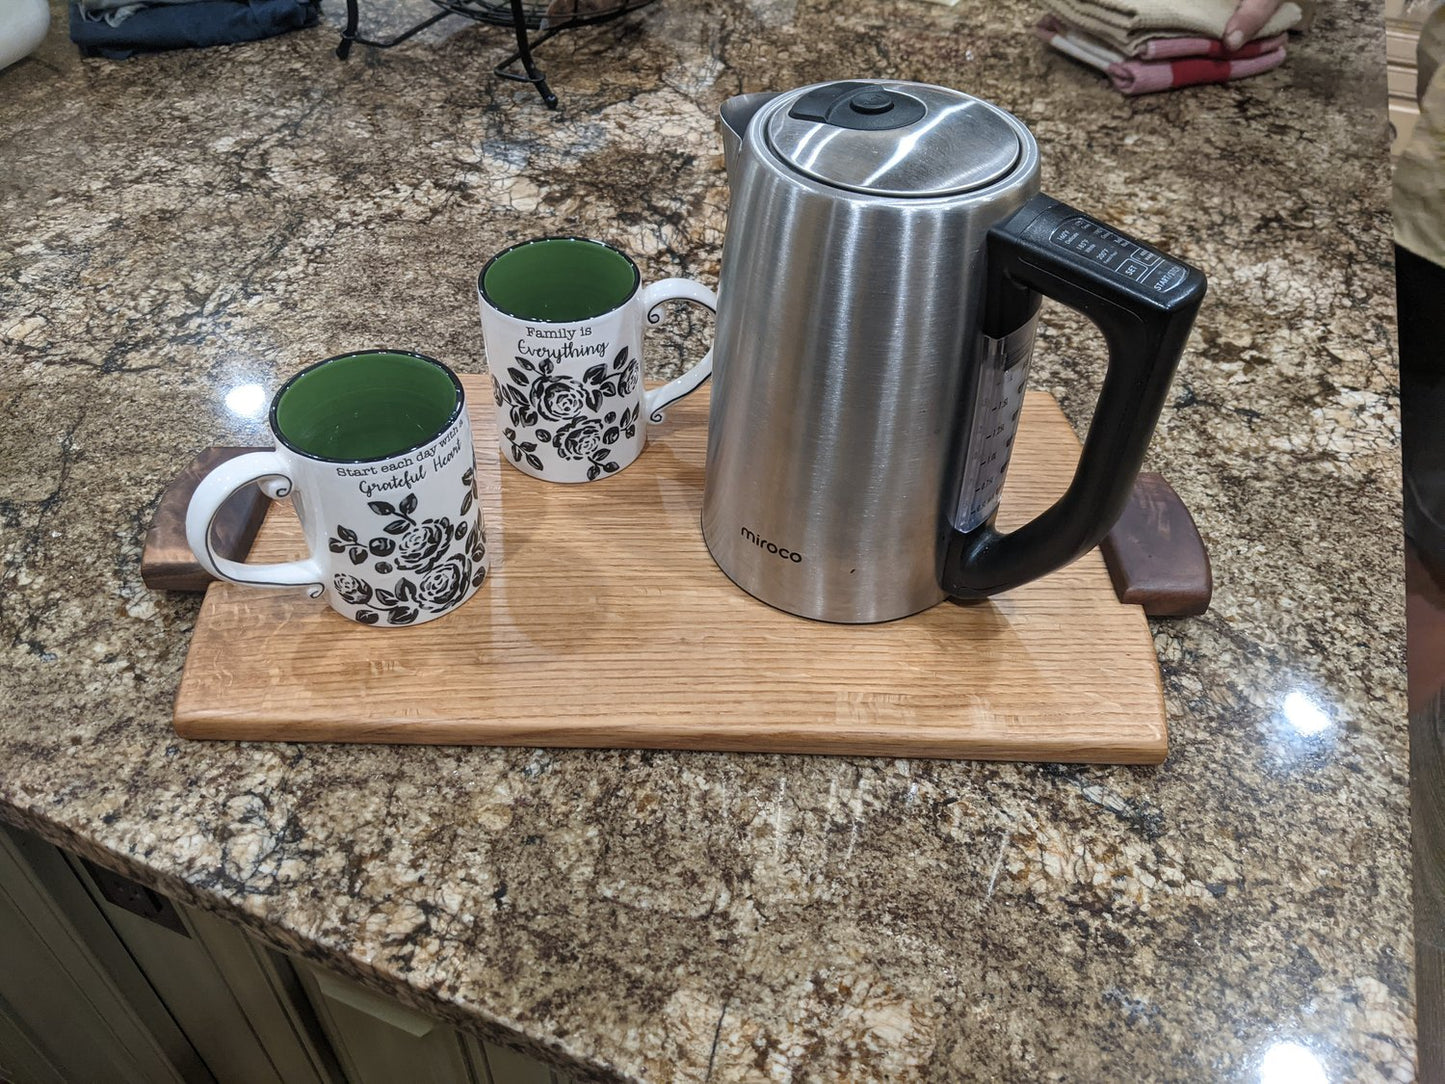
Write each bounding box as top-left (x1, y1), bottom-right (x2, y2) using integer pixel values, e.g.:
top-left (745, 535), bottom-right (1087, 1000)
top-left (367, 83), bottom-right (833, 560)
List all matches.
top-left (293, 963), bottom-right (566, 1084)
top-left (0, 826), bottom-right (200, 1083)
top-left (0, 825), bottom-right (571, 1084)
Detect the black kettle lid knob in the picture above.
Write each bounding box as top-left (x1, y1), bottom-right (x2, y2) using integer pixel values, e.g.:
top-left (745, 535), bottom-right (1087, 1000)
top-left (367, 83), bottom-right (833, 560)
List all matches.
top-left (787, 81), bottom-right (924, 130)
top-left (848, 90), bottom-right (894, 115)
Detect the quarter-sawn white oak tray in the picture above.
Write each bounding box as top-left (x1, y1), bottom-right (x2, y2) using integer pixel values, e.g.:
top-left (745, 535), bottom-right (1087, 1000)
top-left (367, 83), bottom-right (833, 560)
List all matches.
top-left (174, 379), bottom-right (1166, 764)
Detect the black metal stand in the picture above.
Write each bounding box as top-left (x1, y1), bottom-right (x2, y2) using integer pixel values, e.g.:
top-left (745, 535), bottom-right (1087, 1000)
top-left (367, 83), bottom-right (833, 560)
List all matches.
top-left (493, 0), bottom-right (557, 109)
top-left (337, 3), bottom-right (450, 59)
top-left (336, 0), bottom-right (653, 109)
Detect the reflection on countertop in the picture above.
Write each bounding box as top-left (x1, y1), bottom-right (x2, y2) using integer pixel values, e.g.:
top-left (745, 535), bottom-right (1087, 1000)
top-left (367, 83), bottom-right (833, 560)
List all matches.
top-left (0, 0), bottom-right (1410, 1079)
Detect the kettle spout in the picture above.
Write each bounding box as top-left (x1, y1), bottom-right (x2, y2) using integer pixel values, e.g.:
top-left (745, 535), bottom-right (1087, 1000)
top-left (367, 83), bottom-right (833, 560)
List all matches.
top-left (720, 92), bottom-right (780, 180)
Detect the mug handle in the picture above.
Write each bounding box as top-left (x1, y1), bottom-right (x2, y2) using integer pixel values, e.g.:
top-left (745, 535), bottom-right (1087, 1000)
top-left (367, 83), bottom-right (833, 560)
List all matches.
top-left (184, 451), bottom-right (326, 598)
top-left (638, 278), bottom-right (717, 424)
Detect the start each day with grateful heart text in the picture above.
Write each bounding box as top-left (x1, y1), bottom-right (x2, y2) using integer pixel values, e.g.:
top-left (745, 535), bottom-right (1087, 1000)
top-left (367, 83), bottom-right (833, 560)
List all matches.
top-left (337, 423), bottom-right (466, 496)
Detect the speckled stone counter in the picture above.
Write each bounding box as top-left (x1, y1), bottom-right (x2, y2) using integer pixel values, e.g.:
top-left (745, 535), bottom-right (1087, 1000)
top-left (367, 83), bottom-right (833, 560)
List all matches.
top-left (0, 0), bottom-right (1411, 1079)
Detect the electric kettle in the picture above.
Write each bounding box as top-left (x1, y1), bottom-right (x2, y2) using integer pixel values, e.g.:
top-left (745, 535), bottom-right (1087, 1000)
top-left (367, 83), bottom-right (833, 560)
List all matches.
top-left (702, 80), bottom-right (1207, 623)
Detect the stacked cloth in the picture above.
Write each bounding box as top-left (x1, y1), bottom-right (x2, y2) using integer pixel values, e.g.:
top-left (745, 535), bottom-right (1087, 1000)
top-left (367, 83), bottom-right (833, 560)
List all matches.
top-left (1037, 0), bottom-right (1302, 95)
top-left (70, 0), bottom-right (318, 57)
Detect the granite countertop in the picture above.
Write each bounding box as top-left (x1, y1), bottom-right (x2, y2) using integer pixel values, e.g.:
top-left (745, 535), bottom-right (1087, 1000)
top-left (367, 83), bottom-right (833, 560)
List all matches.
top-left (0, 0), bottom-right (1411, 1079)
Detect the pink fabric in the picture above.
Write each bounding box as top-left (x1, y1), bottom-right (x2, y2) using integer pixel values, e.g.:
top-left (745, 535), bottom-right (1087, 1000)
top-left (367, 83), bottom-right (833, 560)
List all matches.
top-left (1106, 49), bottom-right (1286, 94)
top-left (1035, 15), bottom-right (1288, 96)
top-left (1036, 14), bottom-right (1286, 59)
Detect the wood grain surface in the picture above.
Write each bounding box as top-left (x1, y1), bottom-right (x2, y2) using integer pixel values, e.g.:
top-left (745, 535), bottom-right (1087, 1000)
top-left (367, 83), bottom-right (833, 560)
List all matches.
top-left (1099, 472), bottom-right (1213, 617)
top-left (174, 379), bottom-right (1167, 763)
top-left (141, 447), bottom-right (270, 592)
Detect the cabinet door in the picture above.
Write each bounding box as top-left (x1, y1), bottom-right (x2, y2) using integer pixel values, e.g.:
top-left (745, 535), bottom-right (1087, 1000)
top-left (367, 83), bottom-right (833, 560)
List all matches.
top-left (0, 996), bottom-right (67, 1084)
top-left (292, 961), bottom-right (491, 1084)
top-left (477, 1036), bottom-right (573, 1084)
top-left (65, 853), bottom-right (343, 1084)
top-left (0, 824), bottom-right (575, 1084)
top-left (0, 827), bottom-right (200, 1083)
top-left (291, 962), bottom-right (575, 1084)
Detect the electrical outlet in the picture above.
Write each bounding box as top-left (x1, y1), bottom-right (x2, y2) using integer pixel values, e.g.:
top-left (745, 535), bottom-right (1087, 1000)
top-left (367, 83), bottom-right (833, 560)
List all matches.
top-left (81, 860), bottom-right (189, 936)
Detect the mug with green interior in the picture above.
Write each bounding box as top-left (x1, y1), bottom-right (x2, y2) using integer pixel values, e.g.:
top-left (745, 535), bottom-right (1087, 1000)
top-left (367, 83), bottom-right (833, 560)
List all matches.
top-left (477, 237), bottom-right (717, 483)
top-left (186, 350), bottom-right (488, 626)
top-left (481, 236), bottom-right (640, 323)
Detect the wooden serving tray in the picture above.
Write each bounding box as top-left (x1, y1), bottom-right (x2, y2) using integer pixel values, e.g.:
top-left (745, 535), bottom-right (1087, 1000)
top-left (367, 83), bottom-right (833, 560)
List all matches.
top-left (174, 379), bottom-right (1167, 764)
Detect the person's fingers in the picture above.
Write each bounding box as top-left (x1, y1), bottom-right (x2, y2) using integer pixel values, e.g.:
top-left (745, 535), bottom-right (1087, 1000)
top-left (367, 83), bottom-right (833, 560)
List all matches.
top-left (1223, 0), bottom-right (1284, 50)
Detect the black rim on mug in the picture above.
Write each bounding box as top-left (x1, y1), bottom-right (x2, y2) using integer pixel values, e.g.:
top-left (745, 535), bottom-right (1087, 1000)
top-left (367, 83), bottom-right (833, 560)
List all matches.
top-left (478, 236), bottom-right (642, 323)
top-left (269, 349), bottom-right (467, 465)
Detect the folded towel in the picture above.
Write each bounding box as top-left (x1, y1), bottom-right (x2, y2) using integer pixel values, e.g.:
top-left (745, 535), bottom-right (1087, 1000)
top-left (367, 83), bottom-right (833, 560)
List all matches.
top-left (1040, 0), bottom-right (1300, 52)
top-left (1037, 17), bottom-right (1287, 95)
top-left (1108, 48), bottom-right (1286, 94)
top-left (1136, 31), bottom-right (1287, 60)
top-left (69, 0), bottom-right (318, 56)
top-left (1037, 14), bottom-right (1286, 60)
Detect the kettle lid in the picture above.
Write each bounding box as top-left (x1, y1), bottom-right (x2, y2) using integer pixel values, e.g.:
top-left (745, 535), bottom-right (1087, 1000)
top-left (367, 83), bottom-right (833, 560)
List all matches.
top-left (765, 81), bottom-right (1022, 199)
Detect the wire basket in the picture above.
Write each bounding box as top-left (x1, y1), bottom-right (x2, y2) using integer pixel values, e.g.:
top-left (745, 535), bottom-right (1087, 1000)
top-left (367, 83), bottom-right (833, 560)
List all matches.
top-left (429, 0), bottom-right (657, 29)
top-left (337, 0), bottom-right (661, 107)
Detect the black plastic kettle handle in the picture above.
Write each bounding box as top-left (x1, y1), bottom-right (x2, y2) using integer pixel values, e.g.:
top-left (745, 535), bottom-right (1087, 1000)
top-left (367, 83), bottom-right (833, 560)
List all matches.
top-left (943, 194), bottom-right (1207, 598)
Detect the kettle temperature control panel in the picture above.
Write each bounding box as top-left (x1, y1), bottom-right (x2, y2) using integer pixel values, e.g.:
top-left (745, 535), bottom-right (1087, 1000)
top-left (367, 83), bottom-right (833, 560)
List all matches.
top-left (1051, 217), bottom-right (1186, 294)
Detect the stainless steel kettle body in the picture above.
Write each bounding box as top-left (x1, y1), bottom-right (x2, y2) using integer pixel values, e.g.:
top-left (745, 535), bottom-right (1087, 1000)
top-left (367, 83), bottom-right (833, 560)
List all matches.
top-left (703, 80), bottom-right (1206, 624)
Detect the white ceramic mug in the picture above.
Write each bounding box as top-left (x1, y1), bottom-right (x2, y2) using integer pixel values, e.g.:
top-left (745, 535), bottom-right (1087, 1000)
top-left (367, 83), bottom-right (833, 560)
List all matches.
top-left (477, 236), bottom-right (716, 483)
top-left (185, 350), bottom-right (488, 627)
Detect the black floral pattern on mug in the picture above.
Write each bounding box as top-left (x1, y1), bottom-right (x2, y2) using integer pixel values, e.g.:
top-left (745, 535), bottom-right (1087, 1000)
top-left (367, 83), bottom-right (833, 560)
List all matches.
top-left (460, 460), bottom-right (476, 517)
top-left (497, 356), bottom-right (549, 428)
top-left (333, 574), bottom-right (372, 606)
top-left (528, 373), bottom-right (587, 422)
top-left (604, 403), bottom-right (640, 443)
top-left (468, 529), bottom-right (487, 586)
top-left (327, 525), bottom-right (369, 566)
top-left (327, 473), bottom-right (485, 625)
top-left (336, 572), bottom-right (417, 626)
top-left (418, 552), bottom-right (473, 610)
top-left (395, 518), bottom-right (452, 574)
top-left (616, 359), bottom-right (639, 397)
top-left (502, 426), bottom-right (543, 473)
top-left (462, 463), bottom-right (488, 589)
top-left (552, 416), bottom-right (603, 462)
top-left (579, 345), bottom-right (635, 410)
top-left (546, 416), bottom-right (619, 481)
top-left (496, 345), bottom-right (639, 479)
